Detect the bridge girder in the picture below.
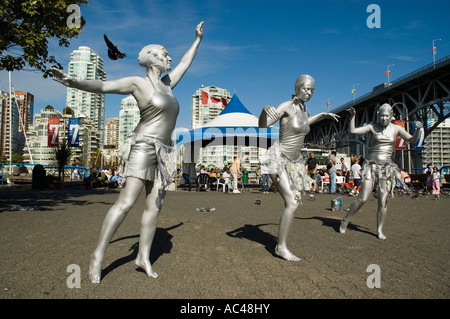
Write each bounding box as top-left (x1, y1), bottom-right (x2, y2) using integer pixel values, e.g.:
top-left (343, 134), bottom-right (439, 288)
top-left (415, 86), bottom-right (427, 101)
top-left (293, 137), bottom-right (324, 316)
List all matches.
top-left (306, 56), bottom-right (450, 157)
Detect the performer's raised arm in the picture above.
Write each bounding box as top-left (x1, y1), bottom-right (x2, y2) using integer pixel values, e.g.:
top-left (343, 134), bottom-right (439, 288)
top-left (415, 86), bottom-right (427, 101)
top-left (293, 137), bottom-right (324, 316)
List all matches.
top-left (347, 106), bottom-right (373, 135)
top-left (165, 21), bottom-right (204, 89)
top-left (259, 104), bottom-right (283, 128)
top-left (397, 120), bottom-right (423, 144)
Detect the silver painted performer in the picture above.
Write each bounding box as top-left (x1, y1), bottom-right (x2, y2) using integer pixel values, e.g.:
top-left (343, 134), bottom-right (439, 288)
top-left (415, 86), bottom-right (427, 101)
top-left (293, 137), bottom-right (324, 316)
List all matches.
top-left (51, 22), bottom-right (204, 283)
top-left (340, 104), bottom-right (422, 239)
top-left (258, 74), bottom-right (339, 261)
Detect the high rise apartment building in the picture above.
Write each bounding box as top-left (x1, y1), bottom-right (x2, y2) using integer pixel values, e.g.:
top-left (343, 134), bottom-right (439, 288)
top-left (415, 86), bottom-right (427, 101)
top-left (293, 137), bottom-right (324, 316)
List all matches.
top-left (191, 86), bottom-right (230, 129)
top-left (0, 90), bottom-right (21, 159)
top-left (118, 95), bottom-right (140, 151)
top-left (104, 118), bottom-right (120, 148)
top-left (191, 86), bottom-right (230, 167)
top-left (66, 46), bottom-right (106, 141)
top-left (14, 91), bottom-right (34, 132)
top-left (423, 118), bottom-right (450, 167)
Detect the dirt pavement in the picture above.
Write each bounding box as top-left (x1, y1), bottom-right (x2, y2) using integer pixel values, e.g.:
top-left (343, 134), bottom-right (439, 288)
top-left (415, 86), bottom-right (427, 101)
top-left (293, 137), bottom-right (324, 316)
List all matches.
top-left (0, 185), bottom-right (448, 304)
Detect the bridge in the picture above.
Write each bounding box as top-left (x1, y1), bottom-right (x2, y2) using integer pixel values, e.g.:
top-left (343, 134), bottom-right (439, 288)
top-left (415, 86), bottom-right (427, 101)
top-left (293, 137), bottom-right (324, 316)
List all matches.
top-left (306, 55), bottom-right (450, 169)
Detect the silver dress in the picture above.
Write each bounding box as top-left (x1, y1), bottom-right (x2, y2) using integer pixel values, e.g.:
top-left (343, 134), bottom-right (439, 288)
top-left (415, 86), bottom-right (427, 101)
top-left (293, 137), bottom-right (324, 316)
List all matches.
top-left (261, 103), bottom-right (312, 200)
top-left (121, 90), bottom-right (179, 188)
top-left (363, 124), bottom-right (409, 196)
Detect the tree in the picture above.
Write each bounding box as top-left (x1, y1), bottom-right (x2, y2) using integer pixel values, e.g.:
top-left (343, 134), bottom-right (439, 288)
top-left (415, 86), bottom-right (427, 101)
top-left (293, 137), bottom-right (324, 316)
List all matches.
top-left (90, 149), bottom-right (102, 168)
top-left (0, 0), bottom-right (88, 77)
top-left (52, 140), bottom-right (72, 181)
top-left (11, 153), bottom-right (24, 163)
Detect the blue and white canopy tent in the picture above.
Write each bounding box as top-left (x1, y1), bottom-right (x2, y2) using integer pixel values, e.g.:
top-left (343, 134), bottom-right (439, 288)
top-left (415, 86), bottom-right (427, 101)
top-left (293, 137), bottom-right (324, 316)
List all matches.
top-left (174, 94), bottom-right (279, 168)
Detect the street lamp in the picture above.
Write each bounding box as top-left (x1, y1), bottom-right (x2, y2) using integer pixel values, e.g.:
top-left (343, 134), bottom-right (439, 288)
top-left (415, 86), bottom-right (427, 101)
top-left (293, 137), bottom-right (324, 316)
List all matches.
top-left (327, 98), bottom-right (334, 112)
top-left (393, 102), bottom-right (411, 173)
top-left (352, 83), bottom-right (360, 104)
top-left (386, 64), bottom-right (394, 86)
top-left (432, 39), bottom-right (442, 69)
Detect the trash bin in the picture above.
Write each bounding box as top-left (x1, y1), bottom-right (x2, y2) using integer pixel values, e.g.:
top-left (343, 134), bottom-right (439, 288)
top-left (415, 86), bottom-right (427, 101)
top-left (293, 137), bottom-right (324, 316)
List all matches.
top-left (242, 170), bottom-right (248, 184)
top-left (32, 164), bottom-right (46, 189)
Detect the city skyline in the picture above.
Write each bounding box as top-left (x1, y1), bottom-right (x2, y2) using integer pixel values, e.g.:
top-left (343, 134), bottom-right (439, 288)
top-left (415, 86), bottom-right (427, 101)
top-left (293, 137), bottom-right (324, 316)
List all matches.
top-left (66, 45), bottom-right (106, 141)
top-left (0, 0), bottom-right (449, 130)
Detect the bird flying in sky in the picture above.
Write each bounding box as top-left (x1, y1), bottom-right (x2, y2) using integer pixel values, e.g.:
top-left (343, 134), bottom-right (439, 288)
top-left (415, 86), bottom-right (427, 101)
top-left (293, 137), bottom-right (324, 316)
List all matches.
top-left (103, 34), bottom-right (126, 60)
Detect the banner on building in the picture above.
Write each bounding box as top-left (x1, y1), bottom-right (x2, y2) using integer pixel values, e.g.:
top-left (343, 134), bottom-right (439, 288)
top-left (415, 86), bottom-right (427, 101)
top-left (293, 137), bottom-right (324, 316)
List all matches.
top-left (68, 118), bottom-right (80, 147)
top-left (48, 117), bottom-right (60, 147)
top-left (394, 120), bottom-right (406, 150)
top-left (412, 121), bottom-right (425, 150)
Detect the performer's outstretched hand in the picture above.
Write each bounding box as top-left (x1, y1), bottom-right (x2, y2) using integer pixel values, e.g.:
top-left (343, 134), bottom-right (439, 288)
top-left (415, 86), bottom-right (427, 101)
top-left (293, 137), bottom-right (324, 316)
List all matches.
top-left (49, 67), bottom-right (75, 87)
top-left (196, 21), bottom-right (204, 40)
top-left (346, 106), bottom-right (356, 116)
top-left (323, 112), bottom-right (340, 122)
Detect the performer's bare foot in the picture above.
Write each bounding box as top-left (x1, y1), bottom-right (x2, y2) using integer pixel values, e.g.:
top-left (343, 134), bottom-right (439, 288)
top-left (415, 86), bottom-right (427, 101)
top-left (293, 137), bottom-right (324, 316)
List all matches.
top-left (275, 245), bottom-right (301, 261)
top-left (377, 232), bottom-right (386, 240)
top-left (135, 256), bottom-right (158, 278)
top-left (340, 213), bottom-right (349, 234)
top-left (340, 219), bottom-right (348, 234)
top-left (89, 253), bottom-right (102, 284)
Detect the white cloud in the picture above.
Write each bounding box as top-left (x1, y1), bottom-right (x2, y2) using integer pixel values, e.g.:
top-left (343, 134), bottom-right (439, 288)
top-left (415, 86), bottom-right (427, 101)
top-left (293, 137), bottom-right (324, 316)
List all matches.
top-left (389, 55), bottom-right (419, 62)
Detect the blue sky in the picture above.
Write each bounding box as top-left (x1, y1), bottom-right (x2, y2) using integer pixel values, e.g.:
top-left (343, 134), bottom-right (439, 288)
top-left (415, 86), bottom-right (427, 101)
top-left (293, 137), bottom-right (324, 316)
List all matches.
top-left (1, 0), bottom-right (449, 130)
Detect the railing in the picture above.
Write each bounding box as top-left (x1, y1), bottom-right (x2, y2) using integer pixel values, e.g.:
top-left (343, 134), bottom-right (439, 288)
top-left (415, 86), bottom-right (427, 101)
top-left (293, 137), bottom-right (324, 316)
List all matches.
top-left (0, 163), bottom-right (91, 187)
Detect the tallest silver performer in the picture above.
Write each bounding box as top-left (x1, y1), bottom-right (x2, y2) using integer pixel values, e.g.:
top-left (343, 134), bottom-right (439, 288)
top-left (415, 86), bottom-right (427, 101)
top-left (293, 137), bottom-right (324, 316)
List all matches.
top-left (51, 22), bottom-right (204, 283)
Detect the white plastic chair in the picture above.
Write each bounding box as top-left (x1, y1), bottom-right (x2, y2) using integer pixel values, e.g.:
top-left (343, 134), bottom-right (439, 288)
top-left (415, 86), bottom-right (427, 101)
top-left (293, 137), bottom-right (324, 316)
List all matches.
top-left (336, 175), bottom-right (345, 185)
top-left (320, 175), bottom-right (330, 192)
top-left (216, 177), bottom-right (230, 192)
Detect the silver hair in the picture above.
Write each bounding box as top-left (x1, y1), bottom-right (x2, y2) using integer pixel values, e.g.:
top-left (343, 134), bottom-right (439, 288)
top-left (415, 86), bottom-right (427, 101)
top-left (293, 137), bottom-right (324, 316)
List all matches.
top-left (378, 103), bottom-right (394, 115)
top-left (138, 44), bottom-right (165, 68)
top-left (295, 74), bottom-right (315, 92)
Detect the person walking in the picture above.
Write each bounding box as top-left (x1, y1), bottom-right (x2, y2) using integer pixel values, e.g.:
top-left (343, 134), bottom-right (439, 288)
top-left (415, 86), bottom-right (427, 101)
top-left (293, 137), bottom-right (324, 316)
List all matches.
top-left (306, 152), bottom-right (319, 192)
top-left (349, 157), bottom-right (361, 196)
top-left (432, 166), bottom-right (441, 200)
top-left (328, 151), bottom-right (337, 193)
top-left (230, 155), bottom-right (244, 193)
top-left (261, 164), bottom-right (270, 194)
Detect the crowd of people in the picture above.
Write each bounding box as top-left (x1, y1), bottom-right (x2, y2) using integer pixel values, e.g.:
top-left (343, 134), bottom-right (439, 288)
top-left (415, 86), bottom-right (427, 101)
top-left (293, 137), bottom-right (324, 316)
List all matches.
top-left (193, 156), bottom-right (243, 193)
top-left (305, 152), bottom-right (365, 196)
top-left (77, 156), bottom-right (444, 201)
top-left (189, 152), bottom-right (367, 196)
top-left (83, 165), bottom-right (123, 189)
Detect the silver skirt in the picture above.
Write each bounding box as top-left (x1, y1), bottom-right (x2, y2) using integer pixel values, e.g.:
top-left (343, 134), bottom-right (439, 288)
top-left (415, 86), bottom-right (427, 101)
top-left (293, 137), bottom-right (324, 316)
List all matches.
top-left (120, 133), bottom-right (177, 190)
top-left (125, 141), bottom-right (158, 181)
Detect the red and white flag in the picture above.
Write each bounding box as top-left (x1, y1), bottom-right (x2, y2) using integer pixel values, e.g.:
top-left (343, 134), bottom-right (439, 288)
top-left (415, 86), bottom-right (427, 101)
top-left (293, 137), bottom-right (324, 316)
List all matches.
top-left (202, 91), bottom-right (228, 108)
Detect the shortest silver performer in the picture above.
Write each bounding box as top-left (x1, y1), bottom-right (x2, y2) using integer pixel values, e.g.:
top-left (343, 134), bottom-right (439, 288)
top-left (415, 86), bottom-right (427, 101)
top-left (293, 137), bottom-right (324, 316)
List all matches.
top-left (340, 104), bottom-right (422, 239)
top-left (259, 74), bottom-right (339, 261)
top-left (51, 22), bottom-right (204, 283)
